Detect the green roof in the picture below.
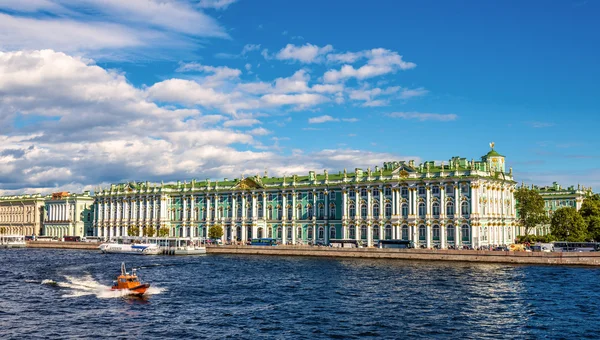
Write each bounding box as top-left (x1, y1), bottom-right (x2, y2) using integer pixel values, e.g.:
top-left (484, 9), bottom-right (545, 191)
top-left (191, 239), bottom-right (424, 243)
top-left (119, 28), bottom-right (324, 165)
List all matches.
top-left (484, 149), bottom-right (504, 158)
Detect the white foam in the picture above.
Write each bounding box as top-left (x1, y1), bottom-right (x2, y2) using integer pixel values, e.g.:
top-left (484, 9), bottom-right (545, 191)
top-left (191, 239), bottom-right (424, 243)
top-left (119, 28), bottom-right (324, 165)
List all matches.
top-left (47, 274), bottom-right (164, 299)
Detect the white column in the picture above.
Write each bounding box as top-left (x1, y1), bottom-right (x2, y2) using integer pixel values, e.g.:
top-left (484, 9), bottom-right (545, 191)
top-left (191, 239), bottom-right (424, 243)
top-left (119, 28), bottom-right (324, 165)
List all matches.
top-left (441, 224), bottom-right (446, 249)
top-left (426, 224), bottom-right (431, 249)
top-left (292, 192), bottom-right (297, 220)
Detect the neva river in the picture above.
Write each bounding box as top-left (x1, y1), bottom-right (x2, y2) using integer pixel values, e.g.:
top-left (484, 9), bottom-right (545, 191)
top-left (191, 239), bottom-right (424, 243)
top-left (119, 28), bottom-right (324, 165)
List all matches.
top-left (1, 249), bottom-right (599, 339)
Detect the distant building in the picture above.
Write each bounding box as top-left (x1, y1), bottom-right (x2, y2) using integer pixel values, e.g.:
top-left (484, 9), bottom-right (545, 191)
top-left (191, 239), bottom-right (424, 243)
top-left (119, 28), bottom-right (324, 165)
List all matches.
top-left (0, 194), bottom-right (46, 236)
top-left (43, 191), bottom-right (95, 238)
top-left (93, 144), bottom-right (518, 249)
top-left (521, 182), bottom-right (594, 236)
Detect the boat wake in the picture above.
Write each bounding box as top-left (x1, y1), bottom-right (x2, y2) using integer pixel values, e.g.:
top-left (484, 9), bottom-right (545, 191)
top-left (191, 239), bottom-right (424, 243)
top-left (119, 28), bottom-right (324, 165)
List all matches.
top-left (41, 275), bottom-right (166, 299)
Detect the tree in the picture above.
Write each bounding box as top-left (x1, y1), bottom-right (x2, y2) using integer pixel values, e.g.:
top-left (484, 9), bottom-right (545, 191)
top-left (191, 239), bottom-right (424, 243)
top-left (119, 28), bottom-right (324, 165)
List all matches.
top-left (128, 226), bottom-right (140, 237)
top-left (0, 227), bottom-right (6, 234)
top-left (208, 224), bottom-right (223, 240)
top-left (515, 187), bottom-right (549, 236)
top-left (550, 207), bottom-right (588, 241)
top-left (580, 195), bottom-right (600, 241)
top-left (157, 227), bottom-right (170, 237)
top-left (143, 226), bottom-right (156, 237)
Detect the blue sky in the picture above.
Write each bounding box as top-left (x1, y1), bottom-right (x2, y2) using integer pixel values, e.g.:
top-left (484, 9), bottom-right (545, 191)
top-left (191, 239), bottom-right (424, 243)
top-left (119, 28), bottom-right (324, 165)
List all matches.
top-left (0, 0), bottom-right (598, 194)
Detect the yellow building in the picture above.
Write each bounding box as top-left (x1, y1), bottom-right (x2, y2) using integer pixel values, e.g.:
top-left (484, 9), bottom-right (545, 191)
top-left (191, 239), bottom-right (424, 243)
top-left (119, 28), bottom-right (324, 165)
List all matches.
top-left (0, 194), bottom-right (46, 236)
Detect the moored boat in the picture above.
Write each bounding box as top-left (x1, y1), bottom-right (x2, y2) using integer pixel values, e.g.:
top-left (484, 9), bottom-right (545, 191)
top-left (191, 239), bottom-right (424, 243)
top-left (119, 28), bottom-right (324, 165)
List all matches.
top-left (0, 235), bottom-right (26, 249)
top-left (111, 262), bottom-right (150, 296)
top-left (99, 242), bottom-right (161, 255)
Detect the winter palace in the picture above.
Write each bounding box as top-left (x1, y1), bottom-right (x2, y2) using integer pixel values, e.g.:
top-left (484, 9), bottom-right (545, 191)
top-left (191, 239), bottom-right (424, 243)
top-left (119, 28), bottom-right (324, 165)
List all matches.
top-left (92, 144), bottom-right (519, 249)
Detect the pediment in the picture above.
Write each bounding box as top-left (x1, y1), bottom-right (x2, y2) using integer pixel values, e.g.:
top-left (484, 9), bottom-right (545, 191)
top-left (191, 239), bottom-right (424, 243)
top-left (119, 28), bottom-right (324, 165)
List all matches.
top-left (391, 164), bottom-right (417, 177)
top-left (235, 177), bottom-right (263, 190)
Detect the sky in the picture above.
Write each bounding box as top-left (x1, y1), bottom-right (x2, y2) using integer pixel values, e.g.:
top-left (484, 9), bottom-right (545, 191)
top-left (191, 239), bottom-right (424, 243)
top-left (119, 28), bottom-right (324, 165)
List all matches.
top-left (0, 0), bottom-right (599, 195)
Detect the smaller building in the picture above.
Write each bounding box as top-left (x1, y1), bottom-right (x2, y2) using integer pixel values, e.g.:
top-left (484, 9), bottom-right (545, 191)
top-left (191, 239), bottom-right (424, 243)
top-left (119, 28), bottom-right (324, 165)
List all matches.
top-left (43, 191), bottom-right (94, 238)
top-left (0, 194), bottom-right (46, 236)
top-left (530, 182), bottom-right (593, 235)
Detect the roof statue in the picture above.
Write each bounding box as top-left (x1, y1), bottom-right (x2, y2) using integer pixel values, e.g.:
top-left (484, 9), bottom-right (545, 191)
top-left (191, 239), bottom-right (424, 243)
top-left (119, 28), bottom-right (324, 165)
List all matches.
top-left (490, 142), bottom-right (495, 149)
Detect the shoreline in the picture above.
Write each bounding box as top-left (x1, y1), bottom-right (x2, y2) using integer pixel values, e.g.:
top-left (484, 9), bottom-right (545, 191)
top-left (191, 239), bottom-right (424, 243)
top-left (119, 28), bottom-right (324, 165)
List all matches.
top-left (22, 242), bottom-right (600, 266)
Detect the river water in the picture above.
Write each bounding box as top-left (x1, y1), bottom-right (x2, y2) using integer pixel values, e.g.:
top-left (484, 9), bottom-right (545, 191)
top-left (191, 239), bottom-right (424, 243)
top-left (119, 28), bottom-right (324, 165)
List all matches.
top-left (1, 249), bottom-right (599, 339)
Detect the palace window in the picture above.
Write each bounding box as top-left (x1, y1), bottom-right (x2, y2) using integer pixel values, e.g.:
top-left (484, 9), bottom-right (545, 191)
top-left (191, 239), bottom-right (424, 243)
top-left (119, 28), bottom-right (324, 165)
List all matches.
top-left (446, 202), bottom-right (454, 216)
top-left (385, 203), bottom-right (392, 218)
top-left (318, 205), bottom-right (325, 219)
top-left (330, 226), bottom-right (336, 239)
top-left (360, 225), bottom-right (367, 239)
top-left (432, 202), bottom-right (440, 216)
top-left (288, 193), bottom-right (293, 201)
top-left (361, 188), bottom-right (367, 197)
top-left (418, 186), bottom-right (426, 195)
top-left (287, 227), bottom-right (292, 239)
top-left (277, 227), bottom-right (282, 239)
top-left (373, 204), bottom-right (380, 217)
top-left (419, 225), bottom-right (426, 240)
top-left (308, 192), bottom-right (313, 200)
top-left (267, 206), bottom-right (272, 220)
top-left (461, 184), bottom-right (469, 194)
top-left (287, 206), bottom-right (293, 221)
top-left (258, 204), bottom-right (263, 218)
top-left (329, 191), bottom-right (336, 200)
top-left (432, 186), bottom-right (440, 195)
top-left (446, 184), bottom-right (454, 193)
top-left (318, 192), bottom-right (324, 200)
top-left (402, 204), bottom-right (408, 218)
top-left (349, 226), bottom-right (356, 239)
top-left (373, 188), bottom-right (379, 196)
top-left (461, 202), bottom-right (470, 216)
top-left (447, 225), bottom-right (455, 241)
top-left (246, 205), bottom-right (252, 218)
top-left (329, 204), bottom-right (336, 219)
top-left (267, 193), bottom-right (272, 201)
top-left (297, 205), bottom-right (303, 219)
top-left (433, 225), bottom-right (440, 241)
top-left (307, 205), bottom-right (313, 219)
top-left (373, 226), bottom-right (379, 239)
top-left (401, 187), bottom-right (408, 198)
top-left (349, 190), bottom-right (356, 198)
top-left (297, 227), bottom-right (302, 239)
top-left (361, 204), bottom-right (367, 218)
top-left (318, 227), bottom-right (324, 239)
top-left (461, 225), bottom-right (470, 241)
top-left (418, 202), bottom-right (426, 217)
top-left (385, 225), bottom-right (392, 239)
top-left (402, 226), bottom-right (409, 240)
top-left (297, 192), bottom-right (303, 200)
top-left (384, 187), bottom-right (392, 196)
top-left (278, 206), bottom-right (283, 220)
top-left (278, 193), bottom-right (282, 201)
top-left (349, 204), bottom-right (356, 218)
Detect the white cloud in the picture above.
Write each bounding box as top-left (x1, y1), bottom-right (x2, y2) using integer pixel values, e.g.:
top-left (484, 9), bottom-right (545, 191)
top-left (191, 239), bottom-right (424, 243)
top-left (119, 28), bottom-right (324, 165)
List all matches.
top-left (324, 48), bottom-right (416, 83)
top-left (248, 127), bottom-right (271, 136)
top-left (276, 43), bottom-right (334, 63)
top-left (198, 0), bottom-right (238, 10)
top-left (242, 44), bottom-right (261, 55)
top-left (388, 112), bottom-right (458, 122)
top-left (223, 119), bottom-right (261, 127)
top-left (400, 87), bottom-right (428, 99)
top-left (309, 115), bottom-right (338, 124)
top-left (261, 93), bottom-right (328, 107)
top-left (326, 51), bottom-right (364, 63)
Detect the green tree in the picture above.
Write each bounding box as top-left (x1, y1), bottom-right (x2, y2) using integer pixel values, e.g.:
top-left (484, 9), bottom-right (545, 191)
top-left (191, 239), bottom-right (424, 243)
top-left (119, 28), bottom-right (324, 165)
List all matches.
top-left (128, 226), bottom-right (140, 237)
top-left (143, 226), bottom-right (156, 237)
top-left (580, 195), bottom-right (600, 241)
top-left (550, 207), bottom-right (588, 241)
top-left (208, 224), bottom-right (223, 240)
top-left (157, 227), bottom-right (170, 237)
top-left (515, 187), bottom-right (549, 236)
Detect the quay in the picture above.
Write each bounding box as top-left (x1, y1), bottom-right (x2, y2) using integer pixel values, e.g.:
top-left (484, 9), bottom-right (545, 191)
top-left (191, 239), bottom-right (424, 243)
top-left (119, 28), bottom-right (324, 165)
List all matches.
top-left (24, 242), bottom-right (600, 266)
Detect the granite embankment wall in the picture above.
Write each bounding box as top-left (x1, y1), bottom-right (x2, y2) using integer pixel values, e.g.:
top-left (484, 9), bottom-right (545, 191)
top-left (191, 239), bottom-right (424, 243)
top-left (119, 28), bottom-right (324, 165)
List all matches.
top-left (207, 245), bottom-right (600, 266)
top-left (27, 241), bottom-right (100, 250)
top-left (24, 242), bottom-right (600, 266)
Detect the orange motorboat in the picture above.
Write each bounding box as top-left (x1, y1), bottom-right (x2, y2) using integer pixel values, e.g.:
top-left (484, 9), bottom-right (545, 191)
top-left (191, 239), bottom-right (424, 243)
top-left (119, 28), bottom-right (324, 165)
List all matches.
top-left (111, 262), bottom-right (150, 296)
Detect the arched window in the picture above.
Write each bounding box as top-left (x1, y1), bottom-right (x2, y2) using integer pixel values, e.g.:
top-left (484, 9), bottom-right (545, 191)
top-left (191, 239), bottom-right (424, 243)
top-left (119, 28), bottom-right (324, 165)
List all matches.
top-left (361, 204), bottom-right (367, 218)
top-left (461, 224), bottom-right (470, 242)
top-left (360, 225), bottom-right (367, 239)
top-left (329, 204), bottom-right (336, 219)
top-left (446, 202), bottom-right (454, 216)
top-left (297, 227), bottom-right (302, 239)
top-left (258, 204), bottom-right (263, 218)
top-left (307, 227), bottom-right (313, 240)
top-left (432, 202), bottom-right (440, 216)
top-left (361, 188), bottom-right (367, 197)
top-left (330, 226), bottom-right (336, 239)
top-left (318, 205), bottom-right (325, 219)
top-left (349, 204), bottom-right (356, 218)
top-left (461, 202), bottom-right (470, 216)
top-left (318, 227), bottom-right (324, 239)
top-left (349, 226), bottom-right (356, 239)
top-left (418, 225), bottom-right (426, 241)
top-left (508, 227), bottom-right (512, 242)
top-left (277, 227), bottom-right (282, 239)
top-left (447, 225), bottom-right (454, 241)
top-left (287, 206), bottom-right (293, 221)
top-left (373, 204), bottom-right (380, 217)
top-left (402, 204), bottom-right (408, 218)
top-left (287, 227), bottom-right (292, 239)
top-left (307, 205), bottom-right (313, 219)
top-left (373, 225), bottom-right (379, 239)
top-left (267, 228), bottom-right (273, 238)
top-left (418, 202), bottom-right (426, 217)
top-left (278, 206), bottom-right (283, 220)
top-left (257, 227), bottom-right (263, 238)
top-left (432, 225), bottom-right (440, 241)
top-left (385, 225), bottom-right (392, 239)
top-left (385, 203), bottom-right (392, 218)
top-left (246, 205), bottom-right (252, 218)
top-left (483, 227), bottom-right (488, 241)
top-left (402, 225), bottom-right (409, 240)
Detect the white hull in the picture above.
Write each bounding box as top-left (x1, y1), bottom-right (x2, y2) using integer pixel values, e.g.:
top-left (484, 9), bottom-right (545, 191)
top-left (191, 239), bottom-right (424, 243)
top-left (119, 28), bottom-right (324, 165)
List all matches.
top-left (0, 242), bottom-right (26, 249)
top-left (0, 235), bottom-right (26, 249)
top-left (172, 247), bottom-right (207, 255)
top-left (99, 243), bottom-right (161, 255)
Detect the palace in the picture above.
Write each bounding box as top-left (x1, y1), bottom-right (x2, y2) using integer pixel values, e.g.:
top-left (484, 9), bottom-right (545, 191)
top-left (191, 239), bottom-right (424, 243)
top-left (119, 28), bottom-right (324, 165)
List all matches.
top-left (0, 194), bottom-right (46, 236)
top-left (93, 144), bottom-right (518, 249)
top-left (43, 191), bottom-right (95, 238)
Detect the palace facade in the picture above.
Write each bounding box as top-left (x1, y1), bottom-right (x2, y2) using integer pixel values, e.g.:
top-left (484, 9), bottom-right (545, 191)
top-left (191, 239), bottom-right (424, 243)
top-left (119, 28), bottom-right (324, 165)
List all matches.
top-left (93, 145), bottom-right (518, 249)
top-left (0, 194), bottom-right (46, 236)
top-left (43, 191), bottom-right (95, 238)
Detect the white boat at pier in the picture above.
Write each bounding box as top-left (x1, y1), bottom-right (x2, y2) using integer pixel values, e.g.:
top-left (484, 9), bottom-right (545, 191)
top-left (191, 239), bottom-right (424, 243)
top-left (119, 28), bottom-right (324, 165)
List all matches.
top-left (0, 235), bottom-right (26, 248)
top-left (99, 241), bottom-right (161, 255)
top-left (100, 236), bottom-right (206, 255)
